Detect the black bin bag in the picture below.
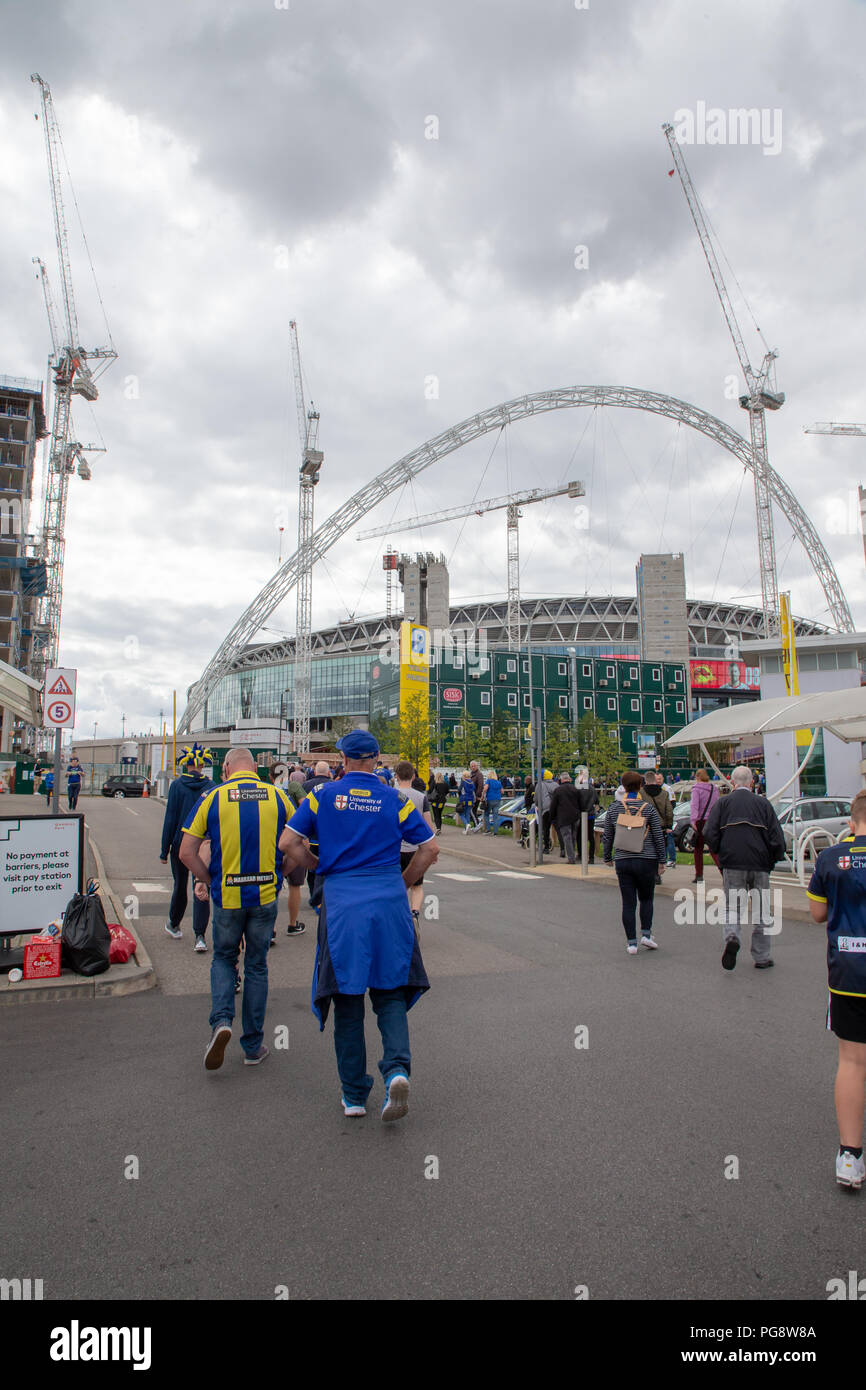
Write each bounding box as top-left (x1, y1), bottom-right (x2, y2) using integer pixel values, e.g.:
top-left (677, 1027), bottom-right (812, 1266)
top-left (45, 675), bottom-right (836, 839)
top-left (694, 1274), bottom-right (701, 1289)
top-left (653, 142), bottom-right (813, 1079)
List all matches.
top-left (60, 880), bottom-right (111, 976)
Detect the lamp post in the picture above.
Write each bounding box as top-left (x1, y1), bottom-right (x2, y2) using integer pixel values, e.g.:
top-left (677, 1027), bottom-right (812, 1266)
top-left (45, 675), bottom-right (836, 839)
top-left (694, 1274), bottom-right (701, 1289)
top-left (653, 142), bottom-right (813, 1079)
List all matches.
top-left (91, 721), bottom-right (97, 795)
top-left (279, 688), bottom-right (292, 761)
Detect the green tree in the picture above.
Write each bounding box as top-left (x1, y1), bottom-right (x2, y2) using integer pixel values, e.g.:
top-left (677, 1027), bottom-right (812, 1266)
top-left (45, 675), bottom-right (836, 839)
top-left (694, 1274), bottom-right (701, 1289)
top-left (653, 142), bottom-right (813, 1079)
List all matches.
top-left (369, 713), bottom-right (398, 757)
top-left (543, 710), bottom-right (579, 775)
top-left (447, 716), bottom-right (483, 771)
top-left (397, 691), bottom-right (432, 771)
top-left (576, 711), bottom-right (623, 785)
top-left (488, 709), bottom-right (520, 778)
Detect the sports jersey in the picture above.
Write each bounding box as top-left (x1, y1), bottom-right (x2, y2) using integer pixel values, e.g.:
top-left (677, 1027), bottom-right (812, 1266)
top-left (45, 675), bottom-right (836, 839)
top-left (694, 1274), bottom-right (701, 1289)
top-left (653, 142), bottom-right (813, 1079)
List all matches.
top-left (285, 772), bottom-right (433, 876)
top-left (182, 772), bottom-right (295, 909)
top-left (808, 835), bottom-right (866, 997)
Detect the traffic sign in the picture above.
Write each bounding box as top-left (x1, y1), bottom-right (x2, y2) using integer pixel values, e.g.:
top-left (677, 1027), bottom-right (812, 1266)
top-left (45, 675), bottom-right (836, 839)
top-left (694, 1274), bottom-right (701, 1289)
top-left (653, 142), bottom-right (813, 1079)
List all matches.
top-left (43, 668), bottom-right (77, 728)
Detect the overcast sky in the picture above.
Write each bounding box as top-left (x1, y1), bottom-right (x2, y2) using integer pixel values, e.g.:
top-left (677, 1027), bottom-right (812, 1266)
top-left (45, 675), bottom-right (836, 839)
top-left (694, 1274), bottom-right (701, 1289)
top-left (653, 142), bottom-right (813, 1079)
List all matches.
top-left (1, 0), bottom-right (864, 739)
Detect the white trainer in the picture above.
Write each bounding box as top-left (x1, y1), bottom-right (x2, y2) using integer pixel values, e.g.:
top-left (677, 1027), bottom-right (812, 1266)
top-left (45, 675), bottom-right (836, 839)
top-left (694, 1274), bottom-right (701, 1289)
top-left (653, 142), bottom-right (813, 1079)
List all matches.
top-left (341, 1096), bottom-right (366, 1117)
top-left (382, 1073), bottom-right (410, 1122)
top-left (626, 943), bottom-right (638, 955)
top-left (836, 1150), bottom-right (866, 1189)
top-left (640, 936), bottom-right (659, 950)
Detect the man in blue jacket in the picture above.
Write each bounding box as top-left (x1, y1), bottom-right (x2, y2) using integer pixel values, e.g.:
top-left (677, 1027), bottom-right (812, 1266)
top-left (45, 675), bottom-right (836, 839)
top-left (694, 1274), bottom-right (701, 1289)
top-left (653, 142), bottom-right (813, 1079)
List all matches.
top-left (280, 729), bottom-right (439, 1121)
top-left (160, 744), bottom-right (215, 950)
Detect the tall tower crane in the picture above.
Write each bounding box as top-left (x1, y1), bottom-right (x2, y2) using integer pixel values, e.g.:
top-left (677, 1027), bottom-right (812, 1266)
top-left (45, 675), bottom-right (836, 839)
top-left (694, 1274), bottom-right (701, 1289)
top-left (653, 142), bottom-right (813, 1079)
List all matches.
top-left (804, 422), bottom-right (866, 568)
top-left (31, 74), bottom-right (116, 683)
top-left (663, 122), bottom-right (784, 637)
top-left (358, 480), bottom-right (584, 649)
top-left (289, 320), bottom-right (323, 760)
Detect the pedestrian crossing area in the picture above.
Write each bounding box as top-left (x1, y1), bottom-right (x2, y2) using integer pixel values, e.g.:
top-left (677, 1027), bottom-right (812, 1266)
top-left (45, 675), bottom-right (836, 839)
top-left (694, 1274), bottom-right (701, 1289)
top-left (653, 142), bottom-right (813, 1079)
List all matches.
top-left (435, 870), bottom-right (542, 882)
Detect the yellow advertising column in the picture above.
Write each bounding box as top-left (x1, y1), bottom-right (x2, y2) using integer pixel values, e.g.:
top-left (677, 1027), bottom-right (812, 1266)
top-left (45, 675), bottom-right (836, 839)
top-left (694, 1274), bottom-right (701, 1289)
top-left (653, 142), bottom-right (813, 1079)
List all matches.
top-left (780, 592), bottom-right (812, 766)
top-left (399, 620), bottom-right (431, 782)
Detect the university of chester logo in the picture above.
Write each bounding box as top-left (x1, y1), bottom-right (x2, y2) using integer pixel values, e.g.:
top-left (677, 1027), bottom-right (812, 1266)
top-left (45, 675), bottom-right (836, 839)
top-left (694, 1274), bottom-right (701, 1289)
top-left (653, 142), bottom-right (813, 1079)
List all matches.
top-left (839, 856), bottom-right (851, 870)
top-left (335, 795), bottom-right (348, 810)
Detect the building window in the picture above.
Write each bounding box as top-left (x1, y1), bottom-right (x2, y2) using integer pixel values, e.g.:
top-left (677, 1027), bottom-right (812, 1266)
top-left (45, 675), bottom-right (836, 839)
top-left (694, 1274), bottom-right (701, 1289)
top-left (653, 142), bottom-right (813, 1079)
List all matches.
top-left (676, 700), bottom-right (684, 712)
top-left (453, 724), bottom-right (464, 738)
top-left (608, 697), bottom-right (616, 710)
top-left (583, 696), bottom-right (592, 709)
top-left (582, 663), bottom-right (591, 676)
top-left (523, 693), bottom-right (530, 706)
top-left (508, 727), bottom-right (519, 740)
top-left (630, 667), bottom-right (638, 679)
top-left (652, 668), bottom-right (661, 681)
top-left (558, 695), bottom-right (568, 709)
top-left (506, 659), bottom-right (516, 673)
top-left (522, 660), bottom-right (529, 674)
top-left (631, 698), bottom-right (639, 711)
top-left (481, 726), bottom-right (490, 738)
top-left (674, 670), bottom-right (683, 682)
top-left (507, 693), bottom-right (517, 707)
top-left (557, 662), bottom-right (567, 675)
top-left (606, 665), bottom-right (615, 678)
top-left (453, 655), bottom-right (463, 668)
top-left (480, 691), bottom-right (491, 705)
top-left (654, 699), bottom-right (662, 712)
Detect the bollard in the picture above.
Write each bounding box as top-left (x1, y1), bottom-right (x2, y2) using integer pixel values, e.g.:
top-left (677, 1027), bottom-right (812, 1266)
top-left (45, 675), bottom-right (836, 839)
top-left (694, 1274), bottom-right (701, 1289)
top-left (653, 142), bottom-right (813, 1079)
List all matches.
top-left (580, 811), bottom-right (588, 878)
top-left (528, 816), bottom-right (537, 867)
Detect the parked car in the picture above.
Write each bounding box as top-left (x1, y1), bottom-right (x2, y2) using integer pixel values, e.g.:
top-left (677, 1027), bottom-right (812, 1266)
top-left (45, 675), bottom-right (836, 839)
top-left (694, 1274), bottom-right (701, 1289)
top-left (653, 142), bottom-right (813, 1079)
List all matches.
top-left (101, 774), bottom-right (148, 799)
top-left (777, 797), bottom-right (851, 852)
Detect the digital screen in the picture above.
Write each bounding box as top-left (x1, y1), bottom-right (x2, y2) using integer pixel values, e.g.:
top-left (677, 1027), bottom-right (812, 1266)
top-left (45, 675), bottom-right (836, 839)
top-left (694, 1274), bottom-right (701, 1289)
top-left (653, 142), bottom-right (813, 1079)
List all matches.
top-left (689, 659), bottom-right (760, 692)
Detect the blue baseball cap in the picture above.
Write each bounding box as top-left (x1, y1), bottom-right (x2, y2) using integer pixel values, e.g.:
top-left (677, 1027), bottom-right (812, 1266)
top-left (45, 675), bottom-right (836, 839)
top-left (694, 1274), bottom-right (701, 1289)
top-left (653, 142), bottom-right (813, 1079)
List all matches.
top-left (336, 729), bottom-right (380, 759)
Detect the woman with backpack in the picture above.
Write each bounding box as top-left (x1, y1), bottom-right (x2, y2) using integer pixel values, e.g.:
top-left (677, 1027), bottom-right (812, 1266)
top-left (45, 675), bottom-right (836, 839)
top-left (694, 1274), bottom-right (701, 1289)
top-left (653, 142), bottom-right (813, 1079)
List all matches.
top-left (602, 770), bottom-right (667, 955)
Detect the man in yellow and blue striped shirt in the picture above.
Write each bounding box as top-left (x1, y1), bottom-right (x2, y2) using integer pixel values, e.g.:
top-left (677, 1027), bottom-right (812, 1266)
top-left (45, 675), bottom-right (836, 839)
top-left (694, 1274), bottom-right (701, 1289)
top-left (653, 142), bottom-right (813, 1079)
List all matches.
top-left (180, 748), bottom-right (297, 1070)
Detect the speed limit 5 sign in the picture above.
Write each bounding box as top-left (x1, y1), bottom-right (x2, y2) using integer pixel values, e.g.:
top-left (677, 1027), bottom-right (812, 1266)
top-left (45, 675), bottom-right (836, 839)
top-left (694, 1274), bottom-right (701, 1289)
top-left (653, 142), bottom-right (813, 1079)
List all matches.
top-left (43, 669), bottom-right (77, 729)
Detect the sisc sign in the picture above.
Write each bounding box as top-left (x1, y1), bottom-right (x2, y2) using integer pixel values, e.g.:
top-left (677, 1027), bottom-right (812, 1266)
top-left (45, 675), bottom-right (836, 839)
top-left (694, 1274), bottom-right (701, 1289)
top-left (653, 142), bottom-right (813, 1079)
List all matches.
top-left (442, 688), bottom-right (463, 704)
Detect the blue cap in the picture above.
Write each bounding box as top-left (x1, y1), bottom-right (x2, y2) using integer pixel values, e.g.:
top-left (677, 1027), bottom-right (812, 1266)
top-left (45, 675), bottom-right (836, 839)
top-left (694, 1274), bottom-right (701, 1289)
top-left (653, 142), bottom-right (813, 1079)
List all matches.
top-left (336, 729), bottom-right (380, 759)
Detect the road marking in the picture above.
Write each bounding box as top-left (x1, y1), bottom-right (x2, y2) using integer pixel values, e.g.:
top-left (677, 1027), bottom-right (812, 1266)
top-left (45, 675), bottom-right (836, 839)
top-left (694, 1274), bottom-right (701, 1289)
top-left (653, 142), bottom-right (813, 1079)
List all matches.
top-left (131, 882), bottom-right (170, 893)
top-left (488, 871), bottom-right (543, 880)
top-left (435, 872), bottom-right (486, 882)
top-left (125, 807), bottom-right (139, 816)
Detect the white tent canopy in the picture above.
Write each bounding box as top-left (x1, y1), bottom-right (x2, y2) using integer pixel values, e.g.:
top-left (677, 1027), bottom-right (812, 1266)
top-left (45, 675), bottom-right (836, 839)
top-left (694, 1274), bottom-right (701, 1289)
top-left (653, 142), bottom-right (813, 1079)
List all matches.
top-left (0, 657), bottom-right (42, 727)
top-left (663, 687), bottom-right (866, 748)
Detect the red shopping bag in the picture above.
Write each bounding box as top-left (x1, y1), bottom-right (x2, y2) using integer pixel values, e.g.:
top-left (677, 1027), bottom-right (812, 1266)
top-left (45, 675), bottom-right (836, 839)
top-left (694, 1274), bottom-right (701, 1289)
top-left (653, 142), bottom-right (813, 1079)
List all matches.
top-left (23, 935), bottom-right (62, 979)
top-left (108, 924), bottom-right (137, 965)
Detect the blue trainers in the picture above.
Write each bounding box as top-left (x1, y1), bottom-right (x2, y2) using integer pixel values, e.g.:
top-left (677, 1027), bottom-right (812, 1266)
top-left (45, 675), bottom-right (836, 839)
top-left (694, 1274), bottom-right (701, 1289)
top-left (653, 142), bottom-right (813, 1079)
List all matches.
top-left (381, 1073), bottom-right (410, 1123)
top-left (341, 1095), bottom-right (366, 1117)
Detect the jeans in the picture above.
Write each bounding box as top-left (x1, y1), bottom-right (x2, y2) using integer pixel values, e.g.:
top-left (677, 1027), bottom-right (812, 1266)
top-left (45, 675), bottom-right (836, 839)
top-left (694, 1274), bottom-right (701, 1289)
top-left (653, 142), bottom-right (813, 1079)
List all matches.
top-left (332, 989), bottom-right (411, 1106)
top-left (665, 830), bottom-right (676, 866)
top-left (615, 858), bottom-right (658, 942)
top-left (169, 847), bottom-right (210, 938)
top-left (209, 901), bottom-right (278, 1055)
top-left (722, 869), bottom-right (773, 963)
top-left (483, 800), bottom-right (501, 833)
top-left (68, 784), bottom-right (80, 810)
top-left (558, 823), bottom-right (578, 863)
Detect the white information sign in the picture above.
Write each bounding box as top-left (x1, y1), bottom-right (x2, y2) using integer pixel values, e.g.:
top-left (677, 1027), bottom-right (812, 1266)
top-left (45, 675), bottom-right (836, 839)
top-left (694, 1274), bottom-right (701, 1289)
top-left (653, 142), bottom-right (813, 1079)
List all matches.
top-left (0, 815), bottom-right (84, 936)
top-left (43, 668), bottom-right (77, 729)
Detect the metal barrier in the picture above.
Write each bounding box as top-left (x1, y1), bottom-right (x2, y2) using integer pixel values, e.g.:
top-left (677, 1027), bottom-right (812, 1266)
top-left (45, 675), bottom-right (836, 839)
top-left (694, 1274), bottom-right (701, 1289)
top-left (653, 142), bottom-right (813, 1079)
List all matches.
top-left (791, 827), bottom-right (836, 884)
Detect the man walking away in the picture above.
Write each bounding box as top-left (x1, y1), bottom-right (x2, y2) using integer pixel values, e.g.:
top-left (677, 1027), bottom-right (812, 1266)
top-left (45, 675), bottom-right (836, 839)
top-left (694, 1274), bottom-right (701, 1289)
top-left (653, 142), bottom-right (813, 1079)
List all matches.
top-left (535, 770), bottom-right (557, 854)
top-left (301, 761), bottom-right (332, 909)
top-left (603, 770), bottom-right (666, 954)
top-left (469, 760), bottom-right (484, 822)
top-left (808, 792), bottom-right (866, 1189)
top-left (280, 730), bottom-right (439, 1121)
top-left (550, 772), bottom-right (582, 863)
top-left (179, 748), bottom-right (295, 1069)
top-left (159, 744), bottom-right (215, 950)
top-left (642, 771), bottom-right (675, 880)
top-left (394, 760), bottom-right (435, 933)
top-left (704, 765), bottom-right (785, 972)
top-left (482, 770), bottom-right (502, 834)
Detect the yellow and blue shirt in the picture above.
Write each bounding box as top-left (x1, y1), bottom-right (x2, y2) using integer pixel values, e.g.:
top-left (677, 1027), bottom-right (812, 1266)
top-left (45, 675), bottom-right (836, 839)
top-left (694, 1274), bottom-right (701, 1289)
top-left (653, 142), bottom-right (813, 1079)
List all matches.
top-left (285, 773), bottom-right (433, 876)
top-left (182, 772), bottom-right (295, 909)
top-left (808, 834), bottom-right (866, 997)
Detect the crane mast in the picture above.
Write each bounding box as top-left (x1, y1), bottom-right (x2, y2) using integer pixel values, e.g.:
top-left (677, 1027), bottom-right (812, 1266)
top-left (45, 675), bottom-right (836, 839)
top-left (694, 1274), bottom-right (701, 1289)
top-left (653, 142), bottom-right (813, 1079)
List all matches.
top-left (663, 122), bottom-right (783, 637)
top-left (31, 74), bottom-right (116, 686)
top-left (358, 480), bottom-right (584, 650)
top-left (289, 321), bottom-right (323, 760)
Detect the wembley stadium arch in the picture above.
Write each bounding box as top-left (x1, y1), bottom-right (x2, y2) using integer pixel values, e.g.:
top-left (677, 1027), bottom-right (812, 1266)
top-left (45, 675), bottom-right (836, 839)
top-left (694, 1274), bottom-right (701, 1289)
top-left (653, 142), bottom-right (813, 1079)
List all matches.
top-left (179, 385), bottom-right (853, 732)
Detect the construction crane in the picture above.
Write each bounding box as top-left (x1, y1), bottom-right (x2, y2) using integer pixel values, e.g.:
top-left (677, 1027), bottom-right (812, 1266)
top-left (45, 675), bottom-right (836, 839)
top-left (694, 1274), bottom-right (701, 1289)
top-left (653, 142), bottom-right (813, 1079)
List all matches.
top-left (804, 423), bottom-right (866, 567)
top-left (31, 75), bottom-right (116, 685)
top-left (663, 122), bottom-right (784, 638)
top-left (358, 480), bottom-right (584, 650)
top-left (289, 320), bottom-right (323, 760)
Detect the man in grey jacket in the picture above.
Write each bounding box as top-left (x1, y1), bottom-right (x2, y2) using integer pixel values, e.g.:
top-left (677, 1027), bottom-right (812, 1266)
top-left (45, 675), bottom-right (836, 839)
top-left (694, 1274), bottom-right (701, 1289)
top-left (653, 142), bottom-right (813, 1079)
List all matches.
top-left (704, 765), bottom-right (786, 971)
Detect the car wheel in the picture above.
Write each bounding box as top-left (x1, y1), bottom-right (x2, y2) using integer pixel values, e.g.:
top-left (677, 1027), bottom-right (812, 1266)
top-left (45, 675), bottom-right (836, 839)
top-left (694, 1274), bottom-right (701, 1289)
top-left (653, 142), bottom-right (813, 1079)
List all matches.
top-left (114, 790), bottom-right (125, 799)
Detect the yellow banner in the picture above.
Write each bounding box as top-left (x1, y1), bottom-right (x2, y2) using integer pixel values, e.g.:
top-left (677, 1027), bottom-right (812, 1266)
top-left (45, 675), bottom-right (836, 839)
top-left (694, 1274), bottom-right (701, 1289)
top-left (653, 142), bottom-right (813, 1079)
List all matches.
top-left (399, 621), bottom-right (430, 780)
top-left (780, 593), bottom-right (811, 749)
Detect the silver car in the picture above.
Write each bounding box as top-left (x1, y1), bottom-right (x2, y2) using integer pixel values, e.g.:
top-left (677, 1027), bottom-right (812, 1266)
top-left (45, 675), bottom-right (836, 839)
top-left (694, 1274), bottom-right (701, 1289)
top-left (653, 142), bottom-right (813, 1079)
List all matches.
top-left (777, 797), bottom-right (852, 852)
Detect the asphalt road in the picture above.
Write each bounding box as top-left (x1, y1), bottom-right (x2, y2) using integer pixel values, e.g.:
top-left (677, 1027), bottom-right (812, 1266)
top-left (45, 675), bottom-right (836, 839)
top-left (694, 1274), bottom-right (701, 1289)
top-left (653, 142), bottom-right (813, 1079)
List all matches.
top-left (1, 795), bottom-right (857, 1301)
